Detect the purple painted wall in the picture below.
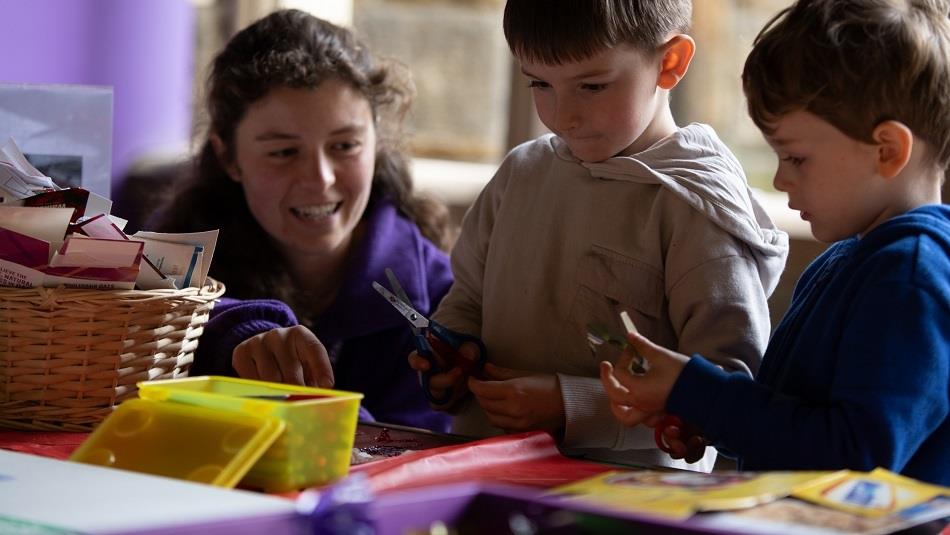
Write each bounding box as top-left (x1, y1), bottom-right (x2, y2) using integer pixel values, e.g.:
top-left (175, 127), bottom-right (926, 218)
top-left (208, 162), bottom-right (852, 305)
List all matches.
top-left (0, 0), bottom-right (195, 194)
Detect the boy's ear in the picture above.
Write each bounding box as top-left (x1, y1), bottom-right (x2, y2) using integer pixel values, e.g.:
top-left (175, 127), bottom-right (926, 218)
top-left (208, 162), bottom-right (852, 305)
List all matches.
top-left (211, 133), bottom-right (242, 183)
top-left (872, 121), bottom-right (913, 180)
top-left (657, 34), bottom-right (695, 90)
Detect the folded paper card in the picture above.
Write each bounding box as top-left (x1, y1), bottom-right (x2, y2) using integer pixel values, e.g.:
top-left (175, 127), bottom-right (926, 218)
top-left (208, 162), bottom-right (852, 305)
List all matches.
top-left (0, 205), bottom-right (73, 256)
top-left (132, 230), bottom-right (219, 288)
top-left (73, 213), bottom-right (174, 290)
top-left (23, 187), bottom-right (112, 222)
top-left (0, 209), bottom-right (143, 289)
top-left (0, 144), bottom-right (217, 290)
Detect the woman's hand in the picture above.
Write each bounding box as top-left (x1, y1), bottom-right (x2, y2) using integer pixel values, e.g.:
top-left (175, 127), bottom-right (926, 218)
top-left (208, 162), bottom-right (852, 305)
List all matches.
top-left (232, 325), bottom-right (334, 388)
top-left (467, 363), bottom-right (565, 434)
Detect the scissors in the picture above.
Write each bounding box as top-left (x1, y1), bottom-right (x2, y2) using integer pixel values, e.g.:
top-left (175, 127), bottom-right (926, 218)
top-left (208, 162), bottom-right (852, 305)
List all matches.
top-left (372, 268), bottom-right (487, 405)
top-left (588, 310), bottom-right (705, 456)
top-left (586, 310), bottom-right (649, 375)
top-left (653, 414), bottom-right (708, 458)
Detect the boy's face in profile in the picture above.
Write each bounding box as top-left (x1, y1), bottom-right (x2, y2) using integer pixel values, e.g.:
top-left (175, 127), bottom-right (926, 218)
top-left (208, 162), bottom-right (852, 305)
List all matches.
top-left (765, 110), bottom-right (891, 243)
top-left (520, 44), bottom-right (667, 162)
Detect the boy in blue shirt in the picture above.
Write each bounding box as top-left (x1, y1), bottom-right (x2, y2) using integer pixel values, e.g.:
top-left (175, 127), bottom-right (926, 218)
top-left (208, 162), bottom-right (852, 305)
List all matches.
top-left (601, 0), bottom-right (950, 486)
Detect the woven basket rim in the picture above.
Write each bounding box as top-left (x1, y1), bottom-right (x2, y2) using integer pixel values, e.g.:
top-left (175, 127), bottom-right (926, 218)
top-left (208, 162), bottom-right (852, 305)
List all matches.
top-left (0, 277), bottom-right (226, 303)
top-left (0, 277), bottom-right (226, 431)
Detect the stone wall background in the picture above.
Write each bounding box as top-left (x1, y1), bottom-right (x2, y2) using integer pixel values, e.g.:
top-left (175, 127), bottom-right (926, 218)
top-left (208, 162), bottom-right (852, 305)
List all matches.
top-left (184, 0), bottom-right (826, 327)
top-left (352, 0), bottom-right (792, 189)
top-left (354, 0), bottom-right (510, 163)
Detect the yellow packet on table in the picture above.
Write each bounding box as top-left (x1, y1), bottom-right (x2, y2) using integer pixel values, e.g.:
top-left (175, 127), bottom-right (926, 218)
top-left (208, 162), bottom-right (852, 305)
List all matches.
top-left (792, 468), bottom-right (949, 518)
top-left (551, 469), bottom-right (841, 520)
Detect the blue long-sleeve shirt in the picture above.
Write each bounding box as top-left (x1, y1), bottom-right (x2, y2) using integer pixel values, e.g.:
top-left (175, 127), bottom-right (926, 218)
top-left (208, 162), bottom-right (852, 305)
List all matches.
top-left (668, 204), bottom-right (950, 486)
top-left (191, 199), bottom-right (453, 432)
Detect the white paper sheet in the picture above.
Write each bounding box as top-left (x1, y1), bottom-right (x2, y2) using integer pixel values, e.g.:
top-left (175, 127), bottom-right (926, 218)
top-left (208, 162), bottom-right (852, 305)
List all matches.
top-left (0, 450), bottom-right (298, 534)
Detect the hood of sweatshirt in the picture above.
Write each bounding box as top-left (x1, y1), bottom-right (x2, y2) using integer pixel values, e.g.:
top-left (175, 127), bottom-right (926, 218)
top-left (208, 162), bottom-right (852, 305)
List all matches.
top-left (859, 204), bottom-right (950, 258)
top-left (559, 122), bottom-right (790, 295)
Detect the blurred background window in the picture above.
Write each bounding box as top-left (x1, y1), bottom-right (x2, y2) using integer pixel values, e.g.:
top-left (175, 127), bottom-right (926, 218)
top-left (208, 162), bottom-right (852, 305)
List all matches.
top-left (202, 0), bottom-right (818, 327)
top-left (192, 0), bottom-right (795, 189)
top-left (0, 0), bottom-right (822, 325)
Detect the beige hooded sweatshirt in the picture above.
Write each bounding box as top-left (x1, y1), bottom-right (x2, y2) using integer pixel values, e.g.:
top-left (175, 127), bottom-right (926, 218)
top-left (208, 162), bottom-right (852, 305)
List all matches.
top-left (433, 123), bottom-right (789, 471)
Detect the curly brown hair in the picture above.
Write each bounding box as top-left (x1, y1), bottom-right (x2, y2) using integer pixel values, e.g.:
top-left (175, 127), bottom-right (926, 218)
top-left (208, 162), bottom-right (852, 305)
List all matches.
top-left (155, 9), bottom-right (451, 323)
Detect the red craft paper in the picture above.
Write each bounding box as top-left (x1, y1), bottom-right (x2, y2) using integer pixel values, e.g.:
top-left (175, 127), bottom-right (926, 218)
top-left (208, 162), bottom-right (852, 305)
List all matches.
top-left (0, 431), bottom-right (86, 460)
top-left (350, 431), bottom-right (613, 494)
top-left (0, 430), bottom-right (614, 498)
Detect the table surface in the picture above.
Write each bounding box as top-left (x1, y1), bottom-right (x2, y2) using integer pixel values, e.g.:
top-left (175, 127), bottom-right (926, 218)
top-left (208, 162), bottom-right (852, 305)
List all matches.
top-left (352, 420), bottom-right (470, 464)
top-left (1, 423), bottom-right (947, 535)
top-left (0, 421), bottom-right (467, 460)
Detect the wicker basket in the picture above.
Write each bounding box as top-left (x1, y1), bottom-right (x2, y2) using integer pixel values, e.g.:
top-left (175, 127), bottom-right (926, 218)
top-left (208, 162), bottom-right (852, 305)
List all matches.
top-left (0, 278), bottom-right (225, 431)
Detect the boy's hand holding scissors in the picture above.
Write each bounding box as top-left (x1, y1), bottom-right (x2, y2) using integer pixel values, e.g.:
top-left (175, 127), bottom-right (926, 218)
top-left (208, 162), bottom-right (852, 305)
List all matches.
top-left (232, 325), bottom-right (335, 388)
top-left (467, 364), bottom-right (565, 434)
top-left (599, 327), bottom-right (709, 463)
top-left (375, 268), bottom-right (488, 408)
top-left (407, 341), bottom-right (483, 408)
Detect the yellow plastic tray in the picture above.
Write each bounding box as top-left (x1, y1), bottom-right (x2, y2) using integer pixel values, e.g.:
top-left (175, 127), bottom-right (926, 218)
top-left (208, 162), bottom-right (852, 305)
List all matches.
top-left (70, 398), bottom-right (284, 488)
top-left (138, 376), bottom-right (363, 492)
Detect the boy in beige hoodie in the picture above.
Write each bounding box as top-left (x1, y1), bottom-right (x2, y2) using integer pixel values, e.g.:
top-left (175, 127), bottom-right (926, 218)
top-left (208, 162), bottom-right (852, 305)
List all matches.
top-left (410, 0), bottom-right (788, 471)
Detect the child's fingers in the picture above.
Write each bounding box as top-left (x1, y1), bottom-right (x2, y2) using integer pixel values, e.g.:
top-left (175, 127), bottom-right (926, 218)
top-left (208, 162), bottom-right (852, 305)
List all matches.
top-left (481, 362), bottom-right (529, 381)
top-left (424, 365), bottom-right (465, 390)
top-left (467, 376), bottom-right (508, 400)
top-left (474, 394), bottom-right (513, 417)
top-left (625, 330), bottom-right (652, 350)
top-left (667, 439), bottom-right (689, 460)
top-left (661, 425), bottom-right (689, 459)
top-left (625, 330), bottom-right (682, 367)
top-left (612, 351), bottom-right (642, 382)
top-left (600, 361), bottom-right (633, 401)
top-left (662, 423), bottom-right (708, 463)
top-left (482, 412), bottom-right (522, 433)
top-left (408, 351), bottom-right (431, 372)
top-left (685, 435), bottom-right (708, 464)
top-left (599, 360), bottom-right (615, 380)
top-left (608, 400), bottom-right (651, 427)
top-left (455, 341), bottom-right (482, 363)
top-left (643, 412), bottom-right (666, 428)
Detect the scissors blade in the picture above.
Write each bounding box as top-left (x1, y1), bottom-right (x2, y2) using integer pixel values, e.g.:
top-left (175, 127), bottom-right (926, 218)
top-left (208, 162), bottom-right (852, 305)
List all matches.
top-left (384, 267), bottom-right (413, 305)
top-left (372, 281), bottom-right (429, 332)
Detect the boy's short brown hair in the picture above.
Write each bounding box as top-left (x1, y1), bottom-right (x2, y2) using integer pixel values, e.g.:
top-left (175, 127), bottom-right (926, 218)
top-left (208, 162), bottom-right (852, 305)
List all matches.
top-left (743, 0), bottom-right (950, 169)
top-left (503, 0), bottom-right (691, 64)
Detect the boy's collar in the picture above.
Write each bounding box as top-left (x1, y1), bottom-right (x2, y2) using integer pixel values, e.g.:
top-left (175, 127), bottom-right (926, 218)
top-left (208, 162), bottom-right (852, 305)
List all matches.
top-left (549, 126), bottom-right (688, 164)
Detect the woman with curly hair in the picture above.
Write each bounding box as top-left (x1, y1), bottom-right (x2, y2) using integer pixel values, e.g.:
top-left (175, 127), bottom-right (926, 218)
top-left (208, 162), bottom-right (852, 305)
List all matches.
top-left (155, 9), bottom-right (453, 431)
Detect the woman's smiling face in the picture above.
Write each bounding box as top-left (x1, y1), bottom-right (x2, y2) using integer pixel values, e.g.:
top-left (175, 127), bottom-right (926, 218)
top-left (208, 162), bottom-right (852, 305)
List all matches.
top-left (224, 80), bottom-right (376, 264)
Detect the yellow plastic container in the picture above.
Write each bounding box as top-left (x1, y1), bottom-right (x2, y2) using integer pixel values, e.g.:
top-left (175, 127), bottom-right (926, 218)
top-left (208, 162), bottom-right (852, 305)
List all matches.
top-left (138, 376), bottom-right (363, 492)
top-left (70, 398), bottom-right (285, 488)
